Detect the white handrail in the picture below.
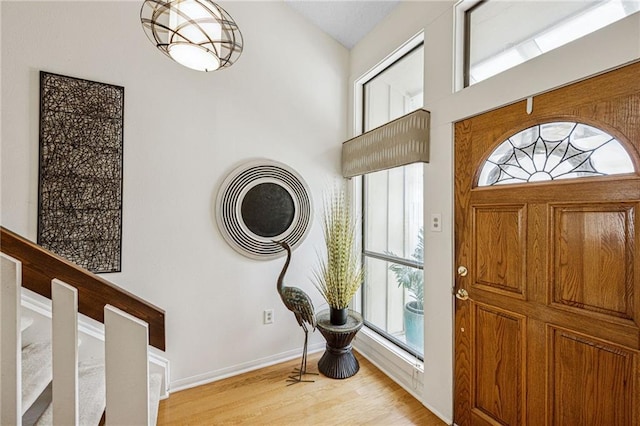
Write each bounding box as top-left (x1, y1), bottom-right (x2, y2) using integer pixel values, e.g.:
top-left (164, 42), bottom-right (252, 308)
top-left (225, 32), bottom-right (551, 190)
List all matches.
top-left (51, 279), bottom-right (79, 424)
top-left (0, 253), bottom-right (22, 425)
top-left (104, 304), bottom-right (151, 425)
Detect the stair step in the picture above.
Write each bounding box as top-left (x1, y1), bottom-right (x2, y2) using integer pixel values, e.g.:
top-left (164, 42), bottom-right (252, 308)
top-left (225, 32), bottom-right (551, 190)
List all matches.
top-left (22, 341), bottom-right (52, 415)
top-left (149, 372), bottom-right (163, 425)
top-left (35, 361), bottom-right (106, 426)
top-left (78, 362), bottom-right (107, 425)
top-left (21, 316), bottom-right (34, 332)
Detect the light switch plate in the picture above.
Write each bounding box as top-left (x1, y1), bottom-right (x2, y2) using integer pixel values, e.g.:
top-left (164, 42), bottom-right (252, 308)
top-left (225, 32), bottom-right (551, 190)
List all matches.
top-left (430, 213), bottom-right (442, 232)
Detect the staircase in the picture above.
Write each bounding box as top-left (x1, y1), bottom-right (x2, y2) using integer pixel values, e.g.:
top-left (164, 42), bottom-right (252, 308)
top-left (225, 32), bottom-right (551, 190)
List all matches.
top-left (1, 228), bottom-right (168, 425)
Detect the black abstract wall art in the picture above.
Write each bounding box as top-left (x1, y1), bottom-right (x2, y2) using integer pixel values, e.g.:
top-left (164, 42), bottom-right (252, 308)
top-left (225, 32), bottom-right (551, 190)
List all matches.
top-left (37, 72), bottom-right (124, 273)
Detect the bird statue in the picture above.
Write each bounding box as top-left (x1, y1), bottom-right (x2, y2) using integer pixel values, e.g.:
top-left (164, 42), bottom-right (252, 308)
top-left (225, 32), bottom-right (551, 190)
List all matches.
top-left (275, 240), bottom-right (317, 385)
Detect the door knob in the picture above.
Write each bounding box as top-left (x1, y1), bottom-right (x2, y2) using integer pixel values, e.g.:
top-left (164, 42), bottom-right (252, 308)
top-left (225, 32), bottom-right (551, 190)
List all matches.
top-left (456, 288), bottom-right (469, 301)
top-left (457, 265), bottom-right (468, 276)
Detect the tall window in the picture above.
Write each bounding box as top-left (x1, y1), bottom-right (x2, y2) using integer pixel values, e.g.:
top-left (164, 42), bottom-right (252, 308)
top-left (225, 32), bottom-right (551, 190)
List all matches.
top-left (463, 0), bottom-right (640, 86)
top-left (361, 44), bottom-right (424, 358)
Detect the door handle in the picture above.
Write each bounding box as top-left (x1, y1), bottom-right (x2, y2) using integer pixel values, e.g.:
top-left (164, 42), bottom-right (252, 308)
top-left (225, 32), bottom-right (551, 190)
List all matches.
top-left (455, 288), bottom-right (469, 301)
top-left (457, 265), bottom-right (468, 276)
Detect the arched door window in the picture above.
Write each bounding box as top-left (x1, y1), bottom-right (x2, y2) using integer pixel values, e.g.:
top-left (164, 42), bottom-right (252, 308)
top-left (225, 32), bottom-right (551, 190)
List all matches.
top-left (477, 122), bottom-right (635, 187)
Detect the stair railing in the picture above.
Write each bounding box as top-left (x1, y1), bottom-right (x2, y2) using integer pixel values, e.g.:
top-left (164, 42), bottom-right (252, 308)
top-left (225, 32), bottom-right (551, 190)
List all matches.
top-left (0, 227), bottom-right (166, 425)
top-left (51, 279), bottom-right (79, 424)
top-left (1, 253), bottom-right (22, 424)
top-left (0, 227), bottom-right (165, 351)
top-left (105, 305), bottom-right (153, 424)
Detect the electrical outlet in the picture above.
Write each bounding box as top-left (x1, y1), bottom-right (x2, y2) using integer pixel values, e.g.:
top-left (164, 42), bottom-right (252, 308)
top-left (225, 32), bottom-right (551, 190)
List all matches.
top-left (263, 309), bottom-right (274, 324)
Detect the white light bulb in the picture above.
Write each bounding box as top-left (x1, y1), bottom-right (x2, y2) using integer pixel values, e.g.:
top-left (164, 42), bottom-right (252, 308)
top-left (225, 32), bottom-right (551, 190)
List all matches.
top-left (168, 43), bottom-right (220, 72)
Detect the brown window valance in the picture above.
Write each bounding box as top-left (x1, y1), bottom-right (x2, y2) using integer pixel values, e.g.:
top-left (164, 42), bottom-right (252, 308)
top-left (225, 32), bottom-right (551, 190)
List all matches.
top-left (341, 109), bottom-right (430, 178)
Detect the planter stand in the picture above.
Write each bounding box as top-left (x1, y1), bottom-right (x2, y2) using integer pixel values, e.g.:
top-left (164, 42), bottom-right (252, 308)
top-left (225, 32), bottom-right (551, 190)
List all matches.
top-left (316, 310), bottom-right (363, 379)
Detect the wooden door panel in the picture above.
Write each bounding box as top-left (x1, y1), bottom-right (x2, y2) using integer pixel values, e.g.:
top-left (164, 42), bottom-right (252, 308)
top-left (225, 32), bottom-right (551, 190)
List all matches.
top-left (473, 206), bottom-right (526, 297)
top-left (548, 326), bottom-right (636, 425)
top-left (473, 304), bottom-right (525, 426)
top-left (551, 203), bottom-right (635, 322)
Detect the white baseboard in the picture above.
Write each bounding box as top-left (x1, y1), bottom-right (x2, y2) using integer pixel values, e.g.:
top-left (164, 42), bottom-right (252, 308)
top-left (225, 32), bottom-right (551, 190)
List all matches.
top-left (169, 342), bottom-right (325, 392)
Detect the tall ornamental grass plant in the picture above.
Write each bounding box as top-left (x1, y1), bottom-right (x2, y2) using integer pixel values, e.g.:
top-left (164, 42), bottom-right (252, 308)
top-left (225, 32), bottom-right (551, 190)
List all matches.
top-left (313, 185), bottom-right (363, 309)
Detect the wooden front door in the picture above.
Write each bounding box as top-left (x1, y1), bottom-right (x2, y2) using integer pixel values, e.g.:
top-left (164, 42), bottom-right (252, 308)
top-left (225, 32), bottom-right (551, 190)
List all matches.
top-left (454, 62), bottom-right (640, 425)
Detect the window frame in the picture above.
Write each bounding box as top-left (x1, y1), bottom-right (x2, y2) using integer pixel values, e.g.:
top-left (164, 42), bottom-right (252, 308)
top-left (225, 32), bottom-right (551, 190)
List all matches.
top-left (361, 42), bottom-right (425, 132)
top-left (454, 0), bottom-right (483, 91)
top-left (462, 0), bottom-right (485, 88)
top-left (361, 170), bottom-right (425, 359)
top-left (352, 31), bottom-right (424, 138)
top-left (356, 37), bottom-right (426, 361)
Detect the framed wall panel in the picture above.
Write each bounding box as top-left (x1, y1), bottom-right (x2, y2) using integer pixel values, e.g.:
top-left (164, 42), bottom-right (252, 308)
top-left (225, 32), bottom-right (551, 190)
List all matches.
top-left (37, 72), bottom-right (124, 273)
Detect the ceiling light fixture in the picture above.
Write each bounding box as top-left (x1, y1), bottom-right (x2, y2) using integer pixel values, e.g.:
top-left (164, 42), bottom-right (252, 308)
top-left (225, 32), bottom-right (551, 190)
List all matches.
top-left (140, 0), bottom-right (243, 72)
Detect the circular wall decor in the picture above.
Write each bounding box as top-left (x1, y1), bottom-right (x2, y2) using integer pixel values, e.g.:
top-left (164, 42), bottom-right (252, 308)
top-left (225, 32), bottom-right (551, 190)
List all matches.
top-left (216, 159), bottom-right (313, 259)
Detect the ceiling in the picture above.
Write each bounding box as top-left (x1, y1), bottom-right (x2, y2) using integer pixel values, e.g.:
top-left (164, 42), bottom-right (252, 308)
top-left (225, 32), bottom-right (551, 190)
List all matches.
top-left (284, 1), bottom-right (400, 49)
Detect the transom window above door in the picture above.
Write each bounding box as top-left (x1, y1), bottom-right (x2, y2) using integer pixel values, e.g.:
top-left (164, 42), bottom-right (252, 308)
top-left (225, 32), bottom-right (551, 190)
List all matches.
top-left (460, 0), bottom-right (640, 87)
top-left (477, 121), bottom-right (635, 187)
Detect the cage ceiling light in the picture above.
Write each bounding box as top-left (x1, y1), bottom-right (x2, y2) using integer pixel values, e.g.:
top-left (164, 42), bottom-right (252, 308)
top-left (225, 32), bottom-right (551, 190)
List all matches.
top-left (140, 0), bottom-right (243, 72)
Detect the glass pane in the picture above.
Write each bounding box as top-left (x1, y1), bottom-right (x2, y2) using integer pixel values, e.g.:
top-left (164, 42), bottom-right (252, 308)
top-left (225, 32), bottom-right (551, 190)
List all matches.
top-left (363, 256), bottom-right (424, 357)
top-left (364, 164), bottom-right (424, 257)
top-left (363, 163), bottom-right (423, 359)
top-left (478, 122), bottom-right (635, 187)
top-left (466, 0), bottom-right (640, 86)
top-left (591, 140), bottom-right (635, 174)
top-left (364, 46), bottom-right (424, 131)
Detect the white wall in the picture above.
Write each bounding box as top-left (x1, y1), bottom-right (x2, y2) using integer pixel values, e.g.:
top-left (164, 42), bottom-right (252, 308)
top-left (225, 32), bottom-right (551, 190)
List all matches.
top-left (1, 0), bottom-right (348, 390)
top-left (349, 1), bottom-right (640, 422)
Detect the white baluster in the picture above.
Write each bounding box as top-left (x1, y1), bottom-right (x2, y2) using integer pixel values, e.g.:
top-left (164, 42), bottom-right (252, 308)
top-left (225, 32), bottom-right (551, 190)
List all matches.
top-left (104, 305), bottom-right (150, 425)
top-left (0, 253), bottom-right (22, 425)
top-left (51, 279), bottom-right (79, 425)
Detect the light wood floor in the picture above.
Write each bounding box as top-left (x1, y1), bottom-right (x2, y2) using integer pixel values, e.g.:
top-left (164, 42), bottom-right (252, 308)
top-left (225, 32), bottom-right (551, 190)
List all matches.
top-left (158, 351), bottom-right (446, 425)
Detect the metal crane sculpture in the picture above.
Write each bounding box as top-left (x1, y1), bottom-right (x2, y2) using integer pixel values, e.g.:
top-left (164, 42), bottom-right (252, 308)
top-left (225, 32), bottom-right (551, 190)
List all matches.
top-left (275, 240), bottom-right (317, 385)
